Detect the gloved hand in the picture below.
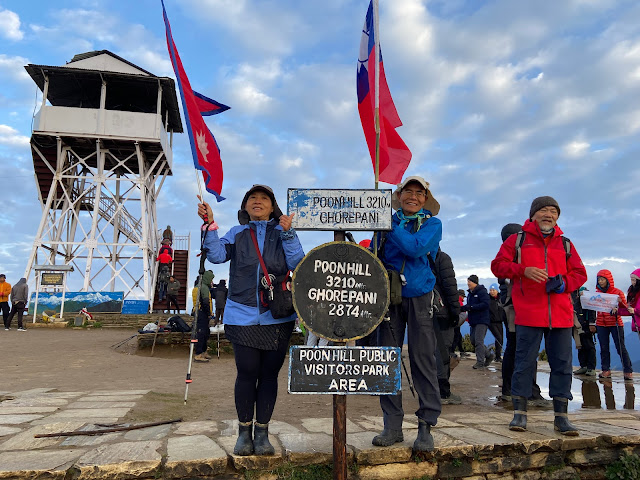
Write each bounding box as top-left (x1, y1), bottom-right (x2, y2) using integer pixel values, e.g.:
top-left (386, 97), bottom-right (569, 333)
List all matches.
top-left (545, 274), bottom-right (565, 294)
top-left (460, 305), bottom-right (469, 312)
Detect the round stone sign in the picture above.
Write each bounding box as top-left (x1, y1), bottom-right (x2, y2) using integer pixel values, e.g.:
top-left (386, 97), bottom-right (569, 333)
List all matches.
top-left (292, 241), bottom-right (389, 342)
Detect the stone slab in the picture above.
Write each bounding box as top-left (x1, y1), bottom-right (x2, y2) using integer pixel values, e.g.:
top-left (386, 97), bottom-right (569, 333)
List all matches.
top-left (0, 406), bottom-right (58, 414)
top-left (279, 432), bottom-right (344, 465)
top-left (60, 430), bottom-right (123, 447)
top-left (76, 440), bottom-right (162, 478)
top-left (31, 415), bottom-right (120, 426)
top-left (358, 415), bottom-right (418, 431)
top-left (346, 431), bottom-right (412, 465)
top-left (67, 401), bottom-right (137, 409)
top-left (165, 434), bottom-right (228, 477)
top-left (437, 426), bottom-right (514, 446)
top-left (0, 426), bottom-right (21, 437)
top-left (302, 417), bottom-right (363, 434)
top-left (0, 449), bottom-right (85, 474)
top-left (358, 461), bottom-right (438, 480)
top-left (433, 418), bottom-right (465, 428)
top-left (47, 408), bottom-right (131, 418)
top-left (0, 414), bottom-right (44, 424)
top-left (75, 395), bottom-right (143, 403)
top-left (0, 421), bottom-right (86, 451)
top-left (173, 421), bottom-right (218, 436)
top-left (124, 424), bottom-right (171, 441)
top-left (601, 419), bottom-right (640, 431)
top-left (10, 388), bottom-right (56, 397)
top-left (2, 397), bottom-right (69, 407)
top-left (217, 434), bottom-right (285, 470)
top-left (88, 390), bottom-right (150, 396)
top-left (576, 421), bottom-right (640, 438)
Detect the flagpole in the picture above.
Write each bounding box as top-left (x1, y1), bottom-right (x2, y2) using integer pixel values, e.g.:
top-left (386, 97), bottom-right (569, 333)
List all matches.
top-left (373, 0), bottom-right (380, 190)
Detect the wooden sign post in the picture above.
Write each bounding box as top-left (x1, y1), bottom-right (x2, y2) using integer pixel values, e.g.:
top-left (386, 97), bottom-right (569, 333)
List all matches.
top-left (287, 189), bottom-right (397, 480)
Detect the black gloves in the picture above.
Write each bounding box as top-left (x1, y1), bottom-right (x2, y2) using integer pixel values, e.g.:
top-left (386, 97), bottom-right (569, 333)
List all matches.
top-left (545, 274), bottom-right (565, 294)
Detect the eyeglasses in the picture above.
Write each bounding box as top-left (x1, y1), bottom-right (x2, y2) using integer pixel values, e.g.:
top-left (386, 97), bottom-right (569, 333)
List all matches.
top-left (401, 189), bottom-right (426, 199)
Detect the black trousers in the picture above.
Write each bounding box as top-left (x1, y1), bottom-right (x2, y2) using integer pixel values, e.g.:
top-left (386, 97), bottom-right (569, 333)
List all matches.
top-left (502, 331), bottom-right (542, 399)
top-left (0, 302), bottom-right (9, 326)
top-left (232, 341), bottom-right (290, 424)
top-left (451, 326), bottom-right (464, 353)
top-left (488, 321), bottom-right (504, 358)
top-left (195, 304), bottom-right (210, 355)
top-left (434, 319), bottom-right (454, 398)
top-left (377, 292), bottom-right (441, 428)
top-left (214, 307), bottom-right (224, 324)
top-left (577, 331), bottom-right (596, 370)
top-left (166, 294), bottom-right (179, 313)
top-left (6, 302), bottom-right (25, 329)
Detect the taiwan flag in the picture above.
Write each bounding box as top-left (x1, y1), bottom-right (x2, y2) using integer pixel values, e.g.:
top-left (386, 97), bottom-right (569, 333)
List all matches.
top-left (357, 0), bottom-right (411, 185)
top-left (162, 1), bottom-right (229, 201)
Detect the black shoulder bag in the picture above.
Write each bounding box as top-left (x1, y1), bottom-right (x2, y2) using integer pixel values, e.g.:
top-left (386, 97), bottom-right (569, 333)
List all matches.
top-left (249, 229), bottom-right (295, 319)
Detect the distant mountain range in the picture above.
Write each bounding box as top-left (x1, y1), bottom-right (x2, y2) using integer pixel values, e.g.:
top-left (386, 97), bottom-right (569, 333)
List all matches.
top-left (473, 319), bottom-right (640, 372)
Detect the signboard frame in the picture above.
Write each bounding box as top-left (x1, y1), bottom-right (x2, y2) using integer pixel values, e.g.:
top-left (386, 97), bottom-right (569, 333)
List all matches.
top-left (40, 272), bottom-right (64, 286)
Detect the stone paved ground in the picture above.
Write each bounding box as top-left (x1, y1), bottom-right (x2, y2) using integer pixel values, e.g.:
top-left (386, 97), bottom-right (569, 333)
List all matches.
top-left (0, 328), bottom-right (639, 479)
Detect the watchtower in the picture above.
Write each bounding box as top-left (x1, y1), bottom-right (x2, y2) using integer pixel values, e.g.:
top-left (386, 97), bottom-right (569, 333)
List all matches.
top-left (24, 50), bottom-right (185, 303)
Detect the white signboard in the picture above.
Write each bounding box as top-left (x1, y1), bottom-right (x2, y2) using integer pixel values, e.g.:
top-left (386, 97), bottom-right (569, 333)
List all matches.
top-left (580, 292), bottom-right (620, 313)
top-left (288, 188), bottom-right (392, 231)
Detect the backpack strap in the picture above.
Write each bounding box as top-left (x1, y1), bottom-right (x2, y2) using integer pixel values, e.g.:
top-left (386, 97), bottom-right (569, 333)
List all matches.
top-left (562, 236), bottom-right (572, 260)
top-left (513, 231), bottom-right (525, 263)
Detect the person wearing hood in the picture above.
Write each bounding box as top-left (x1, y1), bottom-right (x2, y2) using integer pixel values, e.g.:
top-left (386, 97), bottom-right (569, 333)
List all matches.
top-left (6, 278), bottom-right (28, 331)
top-left (461, 275), bottom-right (494, 369)
top-left (591, 269), bottom-right (632, 380)
top-left (162, 225), bottom-right (173, 243)
top-left (627, 269), bottom-right (640, 341)
top-left (198, 185), bottom-right (304, 457)
top-left (491, 196), bottom-right (588, 436)
top-left (371, 175), bottom-right (442, 453)
top-left (488, 283), bottom-right (505, 362)
top-left (193, 270), bottom-right (214, 362)
top-left (0, 274), bottom-right (11, 329)
top-left (212, 279), bottom-right (228, 327)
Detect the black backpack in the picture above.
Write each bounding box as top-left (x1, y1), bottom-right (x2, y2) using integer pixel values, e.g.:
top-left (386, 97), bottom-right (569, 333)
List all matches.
top-left (167, 315), bottom-right (191, 333)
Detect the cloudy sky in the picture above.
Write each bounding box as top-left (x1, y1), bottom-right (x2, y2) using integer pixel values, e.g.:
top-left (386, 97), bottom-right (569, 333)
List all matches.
top-left (0, 0), bottom-right (638, 297)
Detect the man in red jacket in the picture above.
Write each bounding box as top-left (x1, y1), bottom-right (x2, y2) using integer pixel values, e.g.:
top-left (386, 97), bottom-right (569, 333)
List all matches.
top-left (491, 196), bottom-right (587, 436)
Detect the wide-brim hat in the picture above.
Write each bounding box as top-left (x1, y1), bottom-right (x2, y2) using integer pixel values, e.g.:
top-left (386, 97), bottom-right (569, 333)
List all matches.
top-left (390, 175), bottom-right (440, 215)
top-left (238, 184), bottom-right (283, 225)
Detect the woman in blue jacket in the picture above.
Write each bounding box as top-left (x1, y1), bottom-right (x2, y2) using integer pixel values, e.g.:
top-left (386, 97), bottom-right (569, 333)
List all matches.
top-left (198, 185), bottom-right (304, 456)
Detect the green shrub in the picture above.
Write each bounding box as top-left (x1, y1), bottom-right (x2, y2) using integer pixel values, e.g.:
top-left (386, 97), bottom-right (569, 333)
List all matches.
top-left (538, 349), bottom-right (548, 361)
top-left (462, 333), bottom-right (474, 352)
top-left (606, 453), bottom-right (640, 480)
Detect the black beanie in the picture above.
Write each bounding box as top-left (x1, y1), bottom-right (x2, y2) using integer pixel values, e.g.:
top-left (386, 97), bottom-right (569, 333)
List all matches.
top-left (468, 275), bottom-right (479, 285)
top-left (529, 196), bottom-right (560, 220)
top-left (501, 223), bottom-right (522, 242)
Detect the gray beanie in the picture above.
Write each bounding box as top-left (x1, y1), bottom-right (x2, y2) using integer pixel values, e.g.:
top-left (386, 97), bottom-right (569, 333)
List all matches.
top-left (529, 196), bottom-right (560, 220)
top-left (468, 275), bottom-right (479, 285)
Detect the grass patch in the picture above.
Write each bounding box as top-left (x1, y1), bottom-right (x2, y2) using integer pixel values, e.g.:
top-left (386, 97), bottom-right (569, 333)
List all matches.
top-left (246, 463), bottom-right (333, 480)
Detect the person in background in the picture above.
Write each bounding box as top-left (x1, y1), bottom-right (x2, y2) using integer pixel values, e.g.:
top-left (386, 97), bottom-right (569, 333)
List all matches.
top-left (212, 279), bottom-right (228, 327)
top-left (0, 274), bottom-right (11, 330)
top-left (198, 184), bottom-right (303, 457)
top-left (6, 278), bottom-right (28, 331)
top-left (627, 269), bottom-right (640, 341)
top-left (452, 289), bottom-right (468, 357)
top-left (166, 275), bottom-right (181, 314)
top-left (193, 270), bottom-right (215, 363)
top-left (488, 283), bottom-right (505, 362)
top-left (572, 287), bottom-right (596, 376)
top-left (162, 225), bottom-right (173, 243)
top-left (491, 196), bottom-right (587, 436)
top-left (372, 175), bottom-right (442, 453)
top-left (461, 275), bottom-right (494, 369)
top-left (592, 270), bottom-right (633, 380)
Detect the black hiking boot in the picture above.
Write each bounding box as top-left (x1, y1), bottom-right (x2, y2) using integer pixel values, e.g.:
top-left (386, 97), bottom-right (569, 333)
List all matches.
top-left (233, 421), bottom-right (254, 456)
top-left (413, 419), bottom-right (434, 452)
top-left (553, 398), bottom-right (579, 436)
top-left (509, 396), bottom-right (527, 431)
top-left (372, 428), bottom-right (403, 446)
top-left (253, 422), bottom-right (275, 455)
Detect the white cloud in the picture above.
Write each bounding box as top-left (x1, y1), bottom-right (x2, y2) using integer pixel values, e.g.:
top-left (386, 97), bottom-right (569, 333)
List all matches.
top-left (564, 140), bottom-right (590, 158)
top-left (0, 8), bottom-right (24, 41)
top-left (0, 54), bottom-right (31, 83)
top-left (0, 124), bottom-right (29, 146)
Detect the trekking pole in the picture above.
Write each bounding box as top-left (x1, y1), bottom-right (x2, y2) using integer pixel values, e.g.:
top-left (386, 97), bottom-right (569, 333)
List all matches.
top-left (185, 191), bottom-right (212, 405)
top-left (384, 314), bottom-right (416, 398)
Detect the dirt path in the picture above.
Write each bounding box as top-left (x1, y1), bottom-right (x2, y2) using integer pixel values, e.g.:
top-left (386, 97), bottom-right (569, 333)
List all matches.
top-left (0, 328), bottom-right (500, 429)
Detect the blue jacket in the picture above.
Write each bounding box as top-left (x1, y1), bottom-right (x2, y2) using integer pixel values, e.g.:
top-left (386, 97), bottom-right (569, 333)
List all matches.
top-left (467, 284), bottom-right (490, 326)
top-left (204, 219), bottom-right (305, 326)
top-left (377, 210), bottom-right (442, 298)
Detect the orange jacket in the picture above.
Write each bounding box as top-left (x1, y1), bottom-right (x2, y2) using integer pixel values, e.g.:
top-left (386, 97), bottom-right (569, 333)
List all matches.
top-left (0, 281), bottom-right (11, 302)
top-left (595, 269), bottom-right (627, 327)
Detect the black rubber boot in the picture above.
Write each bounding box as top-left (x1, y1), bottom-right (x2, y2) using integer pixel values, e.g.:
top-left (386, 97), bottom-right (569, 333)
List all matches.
top-left (553, 397), bottom-right (579, 436)
top-left (253, 422), bottom-right (275, 455)
top-left (233, 421), bottom-right (254, 456)
top-left (372, 428), bottom-right (404, 446)
top-left (509, 396), bottom-right (527, 431)
top-left (413, 419), bottom-right (434, 452)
